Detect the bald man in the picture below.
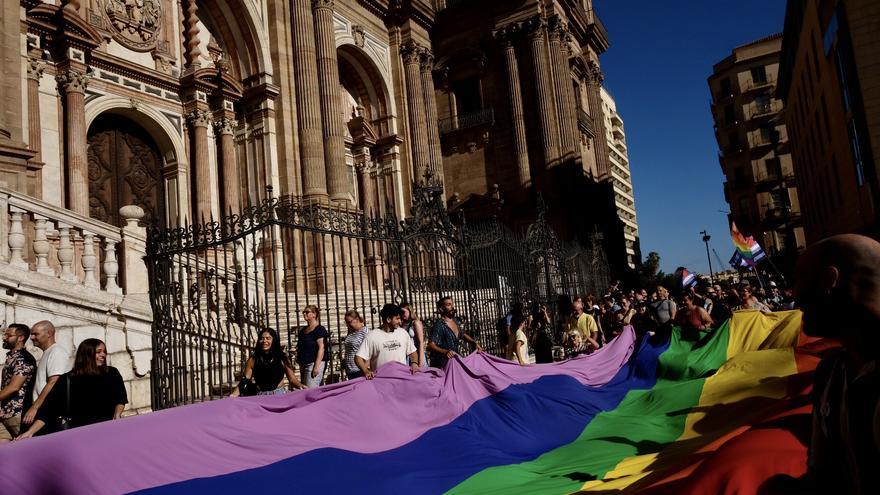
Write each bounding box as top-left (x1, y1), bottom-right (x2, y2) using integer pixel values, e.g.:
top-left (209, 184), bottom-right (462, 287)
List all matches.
top-left (794, 234), bottom-right (880, 494)
top-left (23, 321), bottom-right (71, 426)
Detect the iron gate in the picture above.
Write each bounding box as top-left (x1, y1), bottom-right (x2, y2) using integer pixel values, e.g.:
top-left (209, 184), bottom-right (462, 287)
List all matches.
top-left (147, 179), bottom-right (609, 410)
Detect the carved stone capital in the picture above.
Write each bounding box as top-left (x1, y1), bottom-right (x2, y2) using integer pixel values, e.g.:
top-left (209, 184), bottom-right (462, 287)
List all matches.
top-left (27, 57), bottom-right (46, 81)
top-left (493, 24), bottom-right (520, 48)
top-left (312, 0), bottom-right (334, 10)
top-left (419, 50), bottom-right (434, 73)
top-left (55, 69), bottom-right (90, 94)
top-left (400, 40), bottom-right (422, 65)
top-left (213, 117), bottom-right (238, 135)
top-left (185, 109), bottom-right (212, 128)
top-left (587, 60), bottom-right (604, 85)
top-left (523, 16), bottom-right (547, 40)
top-left (548, 16), bottom-right (568, 41)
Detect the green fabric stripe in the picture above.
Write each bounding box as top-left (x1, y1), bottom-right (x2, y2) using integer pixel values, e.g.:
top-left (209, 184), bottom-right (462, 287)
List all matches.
top-left (448, 323), bottom-right (731, 495)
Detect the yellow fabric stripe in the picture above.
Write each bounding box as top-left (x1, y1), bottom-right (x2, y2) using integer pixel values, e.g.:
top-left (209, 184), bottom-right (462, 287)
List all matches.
top-left (580, 310), bottom-right (803, 492)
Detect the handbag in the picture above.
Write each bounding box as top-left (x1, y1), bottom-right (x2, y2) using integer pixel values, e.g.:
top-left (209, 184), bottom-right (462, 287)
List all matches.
top-left (238, 377), bottom-right (258, 397)
top-left (55, 375), bottom-right (73, 432)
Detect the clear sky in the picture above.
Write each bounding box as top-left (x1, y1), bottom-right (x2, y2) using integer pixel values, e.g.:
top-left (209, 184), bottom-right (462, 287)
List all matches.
top-left (597, 0), bottom-right (787, 275)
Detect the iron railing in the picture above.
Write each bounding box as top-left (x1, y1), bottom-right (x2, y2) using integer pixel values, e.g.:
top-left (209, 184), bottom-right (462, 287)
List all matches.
top-left (438, 108), bottom-right (494, 134)
top-left (147, 176), bottom-right (609, 410)
top-left (577, 108), bottom-right (595, 138)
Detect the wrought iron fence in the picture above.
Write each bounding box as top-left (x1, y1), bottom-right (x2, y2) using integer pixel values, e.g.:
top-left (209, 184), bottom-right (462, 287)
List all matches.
top-left (147, 176), bottom-right (609, 410)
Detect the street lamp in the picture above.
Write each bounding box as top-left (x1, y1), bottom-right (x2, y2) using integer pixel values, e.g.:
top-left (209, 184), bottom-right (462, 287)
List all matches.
top-left (701, 230), bottom-right (715, 285)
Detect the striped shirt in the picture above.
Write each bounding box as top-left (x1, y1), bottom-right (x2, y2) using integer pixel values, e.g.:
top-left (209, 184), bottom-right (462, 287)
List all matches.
top-left (343, 326), bottom-right (370, 374)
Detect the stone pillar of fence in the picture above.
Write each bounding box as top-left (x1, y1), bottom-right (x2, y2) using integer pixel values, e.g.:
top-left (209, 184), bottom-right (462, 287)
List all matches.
top-left (120, 205), bottom-right (148, 295)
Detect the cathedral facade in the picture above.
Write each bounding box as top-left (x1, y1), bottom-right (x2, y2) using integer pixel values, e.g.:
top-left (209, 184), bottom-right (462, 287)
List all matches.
top-left (0, 0), bottom-right (625, 412)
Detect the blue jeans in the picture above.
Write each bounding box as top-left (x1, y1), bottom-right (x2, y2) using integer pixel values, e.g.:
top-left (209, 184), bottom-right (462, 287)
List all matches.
top-left (301, 361), bottom-right (326, 388)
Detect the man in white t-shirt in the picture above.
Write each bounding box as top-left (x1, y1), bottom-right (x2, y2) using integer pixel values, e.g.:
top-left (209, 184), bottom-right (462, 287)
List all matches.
top-left (355, 304), bottom-right (418, 380)
top-left (23, 321), bottom-right (71, 426)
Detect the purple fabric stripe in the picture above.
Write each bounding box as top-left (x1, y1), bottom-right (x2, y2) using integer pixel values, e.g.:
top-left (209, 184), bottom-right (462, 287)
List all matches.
top-left (0, 328), bottom-right (636, 495)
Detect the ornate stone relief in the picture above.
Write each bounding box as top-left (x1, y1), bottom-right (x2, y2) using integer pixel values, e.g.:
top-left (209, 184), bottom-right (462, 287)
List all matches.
top-left (101, 0), bottom-right (163, 52)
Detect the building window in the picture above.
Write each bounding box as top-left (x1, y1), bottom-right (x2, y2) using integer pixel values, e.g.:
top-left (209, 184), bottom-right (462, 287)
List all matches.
top-left (734, 166), bottom-right (747, 186)
top-left (764, 157), bottom-right (781, 179)
top-left (823, 11), bottom-right (839, 55)
top-left (728, 131), bottom-right (741, 150)
top-left (720, 77), bottom-right (732, 96)
top-left (452, 76), bottom-right (482, 116)
top-left (751, 66), bottom-right (767, 84)
top-left (754, 94), bottom-right (771, 113)
top-left (760, 124), bottom-right (772, 142)
top-left (723, 104), bottom-right (735, 125)
top-left (769, 189), bottom-right (789, 209)
top-left (738, 197), bottom-right (753, 223)
top-left (849, 120), bottom-right (867, 186)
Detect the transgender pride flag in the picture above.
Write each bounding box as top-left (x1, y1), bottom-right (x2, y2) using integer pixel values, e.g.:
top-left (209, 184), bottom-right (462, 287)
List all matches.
top-left (730, 221), bottom-right (767, 267)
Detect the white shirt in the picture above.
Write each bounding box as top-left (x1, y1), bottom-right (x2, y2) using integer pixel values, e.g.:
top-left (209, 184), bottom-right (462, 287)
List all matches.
top-left (510, 328), bottom-right (529, 364)
top-left (355, 327), bottom-right (416, 371)
top-left (33, 343), bottom-right (72, 401)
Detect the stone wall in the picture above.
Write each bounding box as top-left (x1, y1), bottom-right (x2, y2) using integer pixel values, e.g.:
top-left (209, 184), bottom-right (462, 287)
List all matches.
top-left (0, 265), bottom-right (153, 415)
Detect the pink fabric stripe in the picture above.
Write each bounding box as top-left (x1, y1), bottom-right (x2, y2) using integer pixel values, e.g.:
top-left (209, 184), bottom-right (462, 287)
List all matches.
top-left (0, 328), bottom-right (636, 495)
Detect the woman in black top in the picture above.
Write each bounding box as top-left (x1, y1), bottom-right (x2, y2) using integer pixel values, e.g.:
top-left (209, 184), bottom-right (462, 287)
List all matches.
top-left (17, 339), bottom-right (126, 439)
top-left (295, 305), bottom-right (330, 387)
top-left (529, 303), bottom-right (555, 364)
top-left (231, 328), bottom-right (305, 396)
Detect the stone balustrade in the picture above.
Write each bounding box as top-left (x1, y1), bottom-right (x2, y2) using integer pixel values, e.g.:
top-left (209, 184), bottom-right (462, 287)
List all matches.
top-left (0, 186), bottom-right (148, 295)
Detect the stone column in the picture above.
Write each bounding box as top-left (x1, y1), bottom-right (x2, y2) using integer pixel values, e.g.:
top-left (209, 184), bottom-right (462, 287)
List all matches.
top-left (0, 0), bottom-right (23, 142)
top-left (525, 17), bottom-right (560, 166)
top-left (182, 0), bottom-right (202, 70)
top-left (214, 118), bottom-right (240, 214)
top-left (313, 0), bottom-right (350, 203)
top-left (401, 41), bottom-right (431, 182)
top-left (186, 109), bottom-right (214, 220)
top-left (56, 69), bottom-right (90, 216)
top-left (292, 0), bottom-right (327, 199)
top-left (585, 61), bottom-right (610, 179)
top-left (549, 20), bottom-right (578, 158)
top-left (420, 50), bottom-right (443, 179)
top-left (26, 57), bottom-right (45, 164)
top-left (495, 26), bottom-right (531, 188)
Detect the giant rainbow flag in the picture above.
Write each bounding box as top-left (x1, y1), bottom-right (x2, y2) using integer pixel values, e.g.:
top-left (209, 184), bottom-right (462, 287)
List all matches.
top-left (0, 311), bottom-right (831, 494)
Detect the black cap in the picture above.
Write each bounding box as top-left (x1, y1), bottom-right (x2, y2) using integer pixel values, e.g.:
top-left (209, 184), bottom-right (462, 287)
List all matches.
top-left (379, 303), bottom-right (404, 320)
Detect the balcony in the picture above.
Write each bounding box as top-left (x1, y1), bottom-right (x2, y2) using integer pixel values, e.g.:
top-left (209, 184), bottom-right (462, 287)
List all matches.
top-left (742, 74), bottom-right (777, 93)
top-left (718, 144), bottom-right (744, 158)
top-left (438, 107), bottom-right (494, 135)
top-left (713, 90), bottom-right (736, 104)
top-left (577, 108), bottom-right (595, 138)
top-left (762, 206), bottom-right (802, 228)
top-left (610, 112), bottom-right (623, 127)
top-left (748, 99), bottom-right (782, 119)
top-left (612, 126), bottom-right (624, 140)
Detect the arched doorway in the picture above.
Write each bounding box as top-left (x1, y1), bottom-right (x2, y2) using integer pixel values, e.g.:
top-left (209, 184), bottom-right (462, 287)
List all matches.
top-left (87, 114), bottom-right (166, 228)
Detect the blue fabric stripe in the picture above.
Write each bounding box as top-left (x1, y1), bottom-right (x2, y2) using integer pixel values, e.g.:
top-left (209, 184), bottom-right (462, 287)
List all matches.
top-left (133, 337), bottom-right (668, 495)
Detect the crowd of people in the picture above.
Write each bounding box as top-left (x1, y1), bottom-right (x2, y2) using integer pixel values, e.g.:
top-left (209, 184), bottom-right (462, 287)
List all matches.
top-left (0, 235), bottom-right (875, 493)
top-left (493, 277), bottom-right (795, 364)
top-left (0, 321), bottom-right (127, 442)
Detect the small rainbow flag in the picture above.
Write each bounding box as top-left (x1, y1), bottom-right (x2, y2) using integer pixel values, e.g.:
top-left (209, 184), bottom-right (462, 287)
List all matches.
top-left (681, 268), bottom-right (697, 288)
top-left (730, 221), bottom-right (766, 266)
top-left (0, 312), bottom-right (832, 495)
